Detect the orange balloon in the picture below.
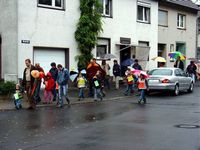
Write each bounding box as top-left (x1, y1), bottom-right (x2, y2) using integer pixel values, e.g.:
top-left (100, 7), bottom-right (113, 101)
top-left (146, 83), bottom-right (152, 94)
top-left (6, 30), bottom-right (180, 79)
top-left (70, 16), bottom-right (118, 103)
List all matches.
top-left (31, 70), bottom-right (40, 78)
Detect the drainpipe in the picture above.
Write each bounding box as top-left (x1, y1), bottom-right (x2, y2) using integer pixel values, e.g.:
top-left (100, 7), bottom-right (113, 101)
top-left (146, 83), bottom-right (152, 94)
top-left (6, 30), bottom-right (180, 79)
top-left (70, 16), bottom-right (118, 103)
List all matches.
top-left (196, 11), bottom-right (199, 59)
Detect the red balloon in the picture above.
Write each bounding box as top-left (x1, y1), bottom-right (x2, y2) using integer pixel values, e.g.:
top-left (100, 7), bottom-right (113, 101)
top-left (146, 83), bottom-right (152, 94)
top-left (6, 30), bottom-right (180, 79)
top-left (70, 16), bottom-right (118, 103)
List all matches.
top-left (39, 72), bottom-right (45, 79)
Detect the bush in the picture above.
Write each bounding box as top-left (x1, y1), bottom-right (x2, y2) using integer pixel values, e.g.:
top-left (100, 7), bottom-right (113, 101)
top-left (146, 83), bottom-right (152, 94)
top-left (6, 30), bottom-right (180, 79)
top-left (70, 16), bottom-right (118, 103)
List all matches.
top-left (0, 81), bottom-right (16, 95)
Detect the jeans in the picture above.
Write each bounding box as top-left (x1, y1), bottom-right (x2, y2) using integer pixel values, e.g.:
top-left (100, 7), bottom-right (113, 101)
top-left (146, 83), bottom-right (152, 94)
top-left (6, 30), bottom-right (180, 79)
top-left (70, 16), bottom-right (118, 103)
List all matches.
top-left (114, 76), bottom-right (120, 89)
top-left (78, 88), bottom-right (84, 99)
top-left (34, 82), bottom-right (41, 103)
top-left (51, 83), bottom-right (57, 100)
top-left (139, 89), bottom-right (146, 102)
top-left (124, 84), bottom-right (133, 95)
top-left (14, 99), bottom-right (22, 109)
top-left (58, 84), bottom-right (69, 106)
top-left (104, 75), bottom-right (110, 89)
top-left (190, 73), bottom-right (196, 83)
top-left (94, 88), bottom-right (103, 100)
top-left (89, 81), bottom-right (93, 97)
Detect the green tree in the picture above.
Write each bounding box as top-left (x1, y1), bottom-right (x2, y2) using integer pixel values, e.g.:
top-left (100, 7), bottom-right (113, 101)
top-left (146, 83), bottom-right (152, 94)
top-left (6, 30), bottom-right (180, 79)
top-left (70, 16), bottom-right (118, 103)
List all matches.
top-left (75, 0), bottom-right (103, 69)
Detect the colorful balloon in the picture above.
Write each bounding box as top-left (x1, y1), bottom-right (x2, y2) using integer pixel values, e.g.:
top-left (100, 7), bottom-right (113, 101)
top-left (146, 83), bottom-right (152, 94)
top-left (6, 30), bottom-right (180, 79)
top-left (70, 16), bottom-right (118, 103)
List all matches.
top-left (31, 70), bottom-right (40, 78)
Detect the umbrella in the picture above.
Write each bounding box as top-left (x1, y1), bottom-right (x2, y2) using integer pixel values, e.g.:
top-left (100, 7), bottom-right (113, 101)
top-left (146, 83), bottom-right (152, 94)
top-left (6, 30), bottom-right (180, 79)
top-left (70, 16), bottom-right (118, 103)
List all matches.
top-left (70, 69), bottom-right (86, 82)
top-left (131, 69), bottom-right (149, 78)
top-left (86, 63), bottom-right (106, 81)
top-left (131, 69), bottom-right (141, 76)
top-left (168, 51), bottom-right (186, 60)
top-left (140, 71), bottom-right (149, 78)
top-left (151, 56), bottom-right (166, 62)
top-left (121, 58), bottom-right (134, 66)
top-left (100, 54), bottom-right (116, 60)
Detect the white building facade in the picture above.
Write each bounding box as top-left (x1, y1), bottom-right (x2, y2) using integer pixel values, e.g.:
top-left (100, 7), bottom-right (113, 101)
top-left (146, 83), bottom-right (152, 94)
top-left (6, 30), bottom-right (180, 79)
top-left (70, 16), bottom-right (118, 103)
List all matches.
top-left (158, 1), bottom-right (199, 68)
top-left (0, 0), bottom-right (198, 81)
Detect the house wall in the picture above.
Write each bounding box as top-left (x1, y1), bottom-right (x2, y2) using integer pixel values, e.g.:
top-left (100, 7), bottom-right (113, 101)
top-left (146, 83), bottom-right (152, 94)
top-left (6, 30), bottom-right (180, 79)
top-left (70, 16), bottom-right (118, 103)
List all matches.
top-left (158, 4), bottom-right (197, 68)
top-left (16, 0), bottom-right (158, 79)
top-left (17, 0), bottom-right (80, 78)
top-left (0, 0), bottom-right (18, 81)
top-left (96, 0), bottom-right (158, 70)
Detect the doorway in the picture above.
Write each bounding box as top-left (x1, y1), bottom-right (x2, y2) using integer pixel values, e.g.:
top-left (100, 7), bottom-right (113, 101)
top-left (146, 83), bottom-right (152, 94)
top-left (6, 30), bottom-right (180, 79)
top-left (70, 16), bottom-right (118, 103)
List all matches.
top-left (120, 45), bottom-right (131, 76)
top-left (176, 42), bottom-right (186, 69)
top-left (158, 43), bottom-right (167, 67)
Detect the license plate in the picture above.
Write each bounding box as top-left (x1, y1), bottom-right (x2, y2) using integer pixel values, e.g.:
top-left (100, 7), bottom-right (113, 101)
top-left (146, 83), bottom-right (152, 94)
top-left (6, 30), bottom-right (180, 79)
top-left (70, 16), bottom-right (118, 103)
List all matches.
top-left (148, 80), bottom-right (159, 84)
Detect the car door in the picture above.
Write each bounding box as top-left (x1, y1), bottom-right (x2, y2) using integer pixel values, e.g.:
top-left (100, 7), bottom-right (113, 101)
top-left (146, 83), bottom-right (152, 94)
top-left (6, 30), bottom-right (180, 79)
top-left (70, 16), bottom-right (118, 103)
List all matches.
top-left (178, 69), bottom-right (191, 89)
top-left (174, 69), bottom-right (184, 90)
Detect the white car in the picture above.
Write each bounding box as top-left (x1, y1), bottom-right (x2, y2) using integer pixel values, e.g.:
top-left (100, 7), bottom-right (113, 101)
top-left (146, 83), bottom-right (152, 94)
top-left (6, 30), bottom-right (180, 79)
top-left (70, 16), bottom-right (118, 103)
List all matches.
top-left (147, 68), bottom-right (194, 96)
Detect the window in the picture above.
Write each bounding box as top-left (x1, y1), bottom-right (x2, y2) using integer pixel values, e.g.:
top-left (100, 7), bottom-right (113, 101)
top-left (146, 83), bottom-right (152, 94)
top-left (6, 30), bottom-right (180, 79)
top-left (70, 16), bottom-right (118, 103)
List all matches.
top-left (177, 14), bottom-right (186, 29)
top-left (96, 38), bottom-right (110, 58)
top-left (99, 0), bottom-right (112, 17)
top-left (158, 10), bottom-right (168, 26)
top-left (149, 69), bottom-right (173, 76)
top-left (136, 41), bottom-right (150, 61)
top-left (175, 69), bottom-right (181, 76)
top-left (138, 41), bottom-right (149, 47)
top-left (38, 0), bottom-right (64, 9)
top-left (137, 2), bottom-right (150, 23)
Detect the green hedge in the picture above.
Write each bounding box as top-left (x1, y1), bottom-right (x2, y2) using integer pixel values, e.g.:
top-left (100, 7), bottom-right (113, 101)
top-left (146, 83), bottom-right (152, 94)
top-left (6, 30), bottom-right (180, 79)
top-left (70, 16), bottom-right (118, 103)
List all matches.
top-left (0, 81), bottom-right (16, 95)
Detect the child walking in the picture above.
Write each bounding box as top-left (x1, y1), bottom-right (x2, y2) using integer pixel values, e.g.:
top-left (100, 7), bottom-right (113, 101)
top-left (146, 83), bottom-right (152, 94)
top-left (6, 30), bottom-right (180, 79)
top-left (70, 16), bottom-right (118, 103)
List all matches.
top-left (92, 70), bottom-right (103, 101)
top-left (43, 72), bottom-right (55, 104)
top-left (124, 68), bottom-right (134, 96)
top-left (77, 72), bottom-right (86, 100)
top-left (13, 84), bottom-right (23, 109)
top-left (137, 73), bottom-right (149, 104)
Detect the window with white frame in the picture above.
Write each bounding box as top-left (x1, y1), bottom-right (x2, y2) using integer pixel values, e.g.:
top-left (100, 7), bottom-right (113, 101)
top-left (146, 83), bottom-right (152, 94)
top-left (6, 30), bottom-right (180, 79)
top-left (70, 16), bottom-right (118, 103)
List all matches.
top-left (158, 10), bottom-right (168, 26)
top-left (96, 38), bottom-right (110, 58)
top-left (137, 2), bottom-right (150, 23)
top-left (38, 0), bottom-right (64, 9)
top-left (99, 0), bottom-right (112, 17)
top-left (177, 14), bottom-right (186, 29)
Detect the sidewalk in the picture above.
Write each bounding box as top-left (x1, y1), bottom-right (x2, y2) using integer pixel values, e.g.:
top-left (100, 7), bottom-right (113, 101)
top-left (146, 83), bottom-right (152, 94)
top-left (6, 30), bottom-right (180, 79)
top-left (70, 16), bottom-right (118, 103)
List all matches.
top-left (0, 84), bottom-right (135, 111)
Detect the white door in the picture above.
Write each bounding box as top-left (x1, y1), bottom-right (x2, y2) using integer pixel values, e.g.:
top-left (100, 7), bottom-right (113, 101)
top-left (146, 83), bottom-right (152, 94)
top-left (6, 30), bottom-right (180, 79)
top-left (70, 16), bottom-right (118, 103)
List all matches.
top-left (34, 48), bottom-right (65, 74)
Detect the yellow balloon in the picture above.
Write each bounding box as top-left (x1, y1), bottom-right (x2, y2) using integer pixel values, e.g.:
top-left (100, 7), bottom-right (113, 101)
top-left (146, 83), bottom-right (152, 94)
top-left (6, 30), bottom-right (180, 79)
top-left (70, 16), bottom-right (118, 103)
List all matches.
top-left (31, 70), bottom-right (40, 78)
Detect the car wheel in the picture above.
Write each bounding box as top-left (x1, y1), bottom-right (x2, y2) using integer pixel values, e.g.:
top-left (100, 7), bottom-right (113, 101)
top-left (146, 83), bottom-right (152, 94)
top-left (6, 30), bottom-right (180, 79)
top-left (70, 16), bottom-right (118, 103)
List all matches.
top-left (187, 82), bottom-right (194, 93)
top-left (174, 84), bottom-right (179, 96)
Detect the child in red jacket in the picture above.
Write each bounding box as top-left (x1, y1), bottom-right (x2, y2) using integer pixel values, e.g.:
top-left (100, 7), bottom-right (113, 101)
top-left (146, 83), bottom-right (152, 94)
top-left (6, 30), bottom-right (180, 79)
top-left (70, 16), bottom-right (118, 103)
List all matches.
top-left (43, 72), bottom-right (55, 104)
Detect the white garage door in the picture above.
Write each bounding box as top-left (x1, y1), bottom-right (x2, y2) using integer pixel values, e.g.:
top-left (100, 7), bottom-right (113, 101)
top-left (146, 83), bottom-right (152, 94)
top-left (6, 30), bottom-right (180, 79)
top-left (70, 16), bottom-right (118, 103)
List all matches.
top-left (34, 48), bottom-right (65, 74)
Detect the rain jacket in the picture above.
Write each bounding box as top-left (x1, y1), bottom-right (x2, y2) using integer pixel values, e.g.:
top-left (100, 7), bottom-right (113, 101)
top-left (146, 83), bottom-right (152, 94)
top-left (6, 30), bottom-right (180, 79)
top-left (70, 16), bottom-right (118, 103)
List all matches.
top-left (113, 64), bottom-right (121, 76)
top-left (57, 68), bottom-right (69, 85)
top-left (45, 73), bottom-right (55, 91)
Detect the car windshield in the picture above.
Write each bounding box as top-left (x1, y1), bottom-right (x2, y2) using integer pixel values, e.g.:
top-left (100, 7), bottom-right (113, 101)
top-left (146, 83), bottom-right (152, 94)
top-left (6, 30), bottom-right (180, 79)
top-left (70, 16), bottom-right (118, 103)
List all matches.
top-left (148, 69), bottom-right (173, 76)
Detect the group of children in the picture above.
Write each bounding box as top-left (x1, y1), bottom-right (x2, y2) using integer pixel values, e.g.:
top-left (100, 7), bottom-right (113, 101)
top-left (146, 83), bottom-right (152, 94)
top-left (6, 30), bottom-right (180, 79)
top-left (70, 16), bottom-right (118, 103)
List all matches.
top-left (13, 69), bottom-right (148, 109)
top-left (77, 70), bottom-right (103, 101)
top-left (13, 72), bottom-right (56, 109)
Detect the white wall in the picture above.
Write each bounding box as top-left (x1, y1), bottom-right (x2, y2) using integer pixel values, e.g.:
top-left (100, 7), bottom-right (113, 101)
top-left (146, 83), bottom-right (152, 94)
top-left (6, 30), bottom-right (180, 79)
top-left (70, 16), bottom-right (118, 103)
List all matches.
top-left (158, 5), bottom-right (197, 68)
top-left (1, 0), bottom-right (158, 79)
top-left (0, 0), bottom-right (18, 81)
top-left (17, 0), bottom-right (80, 78)
top-left (95, 0), bottom-right (158, 71)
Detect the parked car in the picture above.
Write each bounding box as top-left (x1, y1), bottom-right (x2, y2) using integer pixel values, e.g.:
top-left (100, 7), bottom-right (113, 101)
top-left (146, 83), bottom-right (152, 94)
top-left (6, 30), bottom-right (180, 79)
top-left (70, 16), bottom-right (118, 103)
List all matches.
top-left (147, 68), bottom-right (194, 96)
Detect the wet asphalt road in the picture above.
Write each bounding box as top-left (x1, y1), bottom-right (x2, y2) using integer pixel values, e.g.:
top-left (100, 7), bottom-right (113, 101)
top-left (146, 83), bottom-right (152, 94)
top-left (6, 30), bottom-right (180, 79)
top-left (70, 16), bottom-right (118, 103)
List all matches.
top-left (0, 86), bottom-right (200, 150)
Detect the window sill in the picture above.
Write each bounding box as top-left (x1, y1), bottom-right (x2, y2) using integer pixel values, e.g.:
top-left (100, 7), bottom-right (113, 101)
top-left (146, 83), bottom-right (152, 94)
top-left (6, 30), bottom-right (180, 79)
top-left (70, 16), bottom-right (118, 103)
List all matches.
top-left (38, 5), bottom-right (65, 11)
top-left (177, 27), bottom-right (186, 30)
top-left (102, 15), bottom-right (113, 18)
top-left (158, 24), bottom-right (168, 27)
top-left (137, 20), bottom-right (150, 24)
